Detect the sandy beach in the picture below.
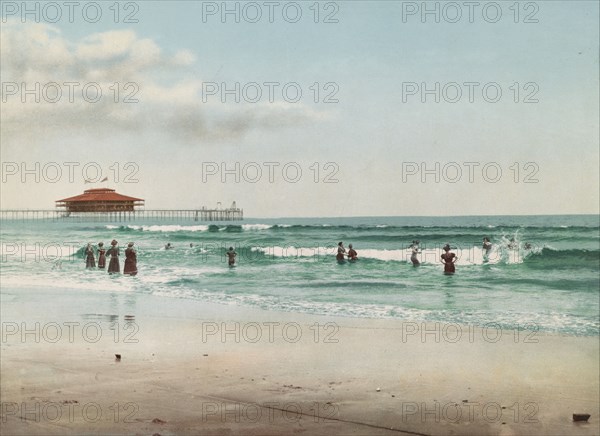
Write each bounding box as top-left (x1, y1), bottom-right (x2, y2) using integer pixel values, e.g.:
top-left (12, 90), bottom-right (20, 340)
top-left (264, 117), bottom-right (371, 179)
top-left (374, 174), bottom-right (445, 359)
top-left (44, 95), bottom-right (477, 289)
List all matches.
top-left (2, 0), bottom-right (599, 433)
top-left (1, 286), bottom-right (598, 436)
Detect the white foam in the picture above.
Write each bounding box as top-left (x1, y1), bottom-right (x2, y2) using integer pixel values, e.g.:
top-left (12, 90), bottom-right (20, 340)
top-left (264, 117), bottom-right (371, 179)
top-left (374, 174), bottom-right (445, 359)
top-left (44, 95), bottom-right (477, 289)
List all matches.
top-left (249, 245), bottom-right (530, 265)
top-left (1, 242), bottom-right (80, 260)
top-left (355, 248), bottom-right (409, 262)
top-left (241, 224), bottom-right (273, 231)
top-left (251, 246), bottom-right (332, 258)
top-left (128, 225), bottom-right (209, 232)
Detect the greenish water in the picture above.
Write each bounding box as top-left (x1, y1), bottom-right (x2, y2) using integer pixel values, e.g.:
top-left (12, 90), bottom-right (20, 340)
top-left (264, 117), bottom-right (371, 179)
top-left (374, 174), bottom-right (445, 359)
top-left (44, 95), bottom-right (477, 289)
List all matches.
top-left (1, 215), bottom-right (598, 335)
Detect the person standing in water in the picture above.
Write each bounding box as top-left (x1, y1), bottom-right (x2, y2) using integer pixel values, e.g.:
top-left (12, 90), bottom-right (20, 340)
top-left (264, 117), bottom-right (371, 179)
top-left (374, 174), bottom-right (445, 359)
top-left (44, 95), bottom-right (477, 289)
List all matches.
top-left (97, 242), bottom-right (106, 269)
top-left (441, 244), bottom-right (457, 274)
top-left (124, 242), bottom-right (138, 276)
top-left (336, 242), bottom-right (346, 262)
top-left (482, 237), bottom-right (492, 255)
top-left (347, 244), bottom-right (358, 261)
top-left (482, 237), bottom-right (492, 262)
top-left (85, 243), bottom-right (96, 268)
top-left (107, 240), bottom-right (120, 274)
top-left (226, 247), bottom-right (237, 266)
top-left (409, 240), bottom-right (420, 266)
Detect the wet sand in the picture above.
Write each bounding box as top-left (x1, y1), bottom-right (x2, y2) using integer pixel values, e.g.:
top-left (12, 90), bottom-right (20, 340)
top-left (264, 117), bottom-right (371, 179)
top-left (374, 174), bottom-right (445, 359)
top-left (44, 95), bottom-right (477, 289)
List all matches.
top-left (1, 287), bottom-right (598, 435)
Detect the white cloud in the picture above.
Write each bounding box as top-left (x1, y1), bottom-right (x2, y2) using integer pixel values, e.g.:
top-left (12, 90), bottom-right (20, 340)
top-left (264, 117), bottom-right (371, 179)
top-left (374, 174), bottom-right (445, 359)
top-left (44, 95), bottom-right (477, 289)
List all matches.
top-left (0, 21), bottom-right (73, 81)
top-left (0, 20), bottom-right (327, 149)
top-left (172, 49), bottom-right (196, 66)
top-left (76, 30), bottom-right (138, 61)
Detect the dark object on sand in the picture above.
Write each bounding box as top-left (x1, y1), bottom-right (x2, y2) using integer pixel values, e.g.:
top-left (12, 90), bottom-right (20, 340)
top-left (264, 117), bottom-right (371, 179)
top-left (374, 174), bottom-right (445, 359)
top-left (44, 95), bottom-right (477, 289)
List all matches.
top-left (115, 354), bottom-right (121, 361)
top-left (152, 418), bottom-right (166, 424)
top-left (573, 413), bottom-right (590, 422)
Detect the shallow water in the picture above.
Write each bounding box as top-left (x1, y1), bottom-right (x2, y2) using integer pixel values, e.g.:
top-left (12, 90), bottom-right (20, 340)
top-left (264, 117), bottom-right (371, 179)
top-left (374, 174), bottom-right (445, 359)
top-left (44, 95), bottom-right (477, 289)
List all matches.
top-left (1, 215), bottom-right (598, 336)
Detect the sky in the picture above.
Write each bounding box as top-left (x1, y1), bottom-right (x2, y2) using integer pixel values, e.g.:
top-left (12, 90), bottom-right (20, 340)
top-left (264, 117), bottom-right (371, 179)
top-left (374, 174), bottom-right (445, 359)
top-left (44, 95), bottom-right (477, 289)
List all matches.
top-left (1, 1), bottom-right (598, 217)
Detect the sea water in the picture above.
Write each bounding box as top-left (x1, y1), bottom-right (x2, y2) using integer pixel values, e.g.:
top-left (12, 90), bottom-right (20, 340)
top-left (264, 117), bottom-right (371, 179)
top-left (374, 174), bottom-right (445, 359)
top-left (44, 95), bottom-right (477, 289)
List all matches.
top-left (1, 215), bottom-right (598, 336)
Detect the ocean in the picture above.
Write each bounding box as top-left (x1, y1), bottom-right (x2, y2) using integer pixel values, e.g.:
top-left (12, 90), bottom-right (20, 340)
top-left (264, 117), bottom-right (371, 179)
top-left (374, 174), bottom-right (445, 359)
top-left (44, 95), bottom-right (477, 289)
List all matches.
top-left (1, 215), bottom-right (598, 336)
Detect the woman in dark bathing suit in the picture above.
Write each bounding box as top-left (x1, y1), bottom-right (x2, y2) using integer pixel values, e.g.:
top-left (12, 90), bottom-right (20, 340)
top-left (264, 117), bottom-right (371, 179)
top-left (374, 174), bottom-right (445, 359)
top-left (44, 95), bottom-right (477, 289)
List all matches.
top-left (440, 244), bottom-right (456, 274)
top-left (107, 240), bottom-right (120, 274)
top-left (85, 243), bottom-right (96, 268)
top-left (226, 247), bottom-right (237, 266)
top-left (123, 242), bottom-right (138, 276)
top-left (409, 240), bottom-right (420, 266)
top-left (347, 244), bottom-right (357, 261)
top-left (336, 242), bottom-right (346, 262)
top-left (97, 242), bottom-right (106, 269)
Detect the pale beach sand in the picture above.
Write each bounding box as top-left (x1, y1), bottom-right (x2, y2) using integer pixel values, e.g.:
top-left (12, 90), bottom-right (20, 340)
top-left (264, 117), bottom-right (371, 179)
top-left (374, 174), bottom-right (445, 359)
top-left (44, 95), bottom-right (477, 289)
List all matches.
top-left (1, 287), bottom-right (598, 435)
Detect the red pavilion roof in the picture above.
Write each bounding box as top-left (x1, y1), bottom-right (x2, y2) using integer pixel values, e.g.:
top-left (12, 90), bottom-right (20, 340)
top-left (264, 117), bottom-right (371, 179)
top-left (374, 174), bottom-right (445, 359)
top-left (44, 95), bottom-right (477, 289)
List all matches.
top-left (57, 188), bottom-right (143, 203)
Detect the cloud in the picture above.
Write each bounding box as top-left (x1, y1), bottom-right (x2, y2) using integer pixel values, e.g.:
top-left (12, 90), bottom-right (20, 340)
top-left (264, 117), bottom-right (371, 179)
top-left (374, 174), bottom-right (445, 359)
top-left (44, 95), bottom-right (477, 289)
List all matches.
top-left (0, 20), bottom-right (328, 149)
top-left (76, 30), bottom-right (139, 61)
top-left (172, 49), bottom-right (197, 66)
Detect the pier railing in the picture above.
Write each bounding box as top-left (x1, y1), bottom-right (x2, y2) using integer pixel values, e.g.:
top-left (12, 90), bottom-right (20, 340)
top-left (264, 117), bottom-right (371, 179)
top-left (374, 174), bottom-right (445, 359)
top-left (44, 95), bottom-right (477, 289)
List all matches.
top-left (0, 209), bottom-right (243, 222)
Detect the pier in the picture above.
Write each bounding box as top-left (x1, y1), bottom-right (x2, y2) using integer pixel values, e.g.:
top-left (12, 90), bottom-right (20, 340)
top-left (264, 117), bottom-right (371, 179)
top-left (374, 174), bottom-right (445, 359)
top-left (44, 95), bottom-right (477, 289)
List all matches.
top-left (0, 208), bottom-right (244, 223)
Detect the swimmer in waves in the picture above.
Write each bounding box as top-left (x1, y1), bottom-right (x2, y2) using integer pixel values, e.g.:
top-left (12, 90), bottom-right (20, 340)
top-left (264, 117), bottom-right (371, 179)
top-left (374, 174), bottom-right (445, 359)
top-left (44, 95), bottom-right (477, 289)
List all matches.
top-left (97, 242), bottom-right (106, 269)
top-left (409, 240), bottom-right (421, 266)
top-left (440, 244), bottom-right (457, 274)
top-left (226, 246), bottom-right (237, 267)
top-left (123, 242), bottom-right (138, 276)
top-left (347, 244), bottom-right (358, 261)
top-left (336, 242), bottom-right (346, 262)
top-left (482, 237), bottom-right (492, 262)
top-left (482, 237), bottom-right (492, 255)
top-left (85, 243), bottom-right (96, 268)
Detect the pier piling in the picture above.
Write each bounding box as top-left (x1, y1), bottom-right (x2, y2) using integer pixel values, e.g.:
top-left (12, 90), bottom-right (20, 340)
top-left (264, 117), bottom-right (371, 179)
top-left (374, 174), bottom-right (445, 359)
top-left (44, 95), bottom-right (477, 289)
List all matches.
top-left (0, 208), bottom-right (244, 222)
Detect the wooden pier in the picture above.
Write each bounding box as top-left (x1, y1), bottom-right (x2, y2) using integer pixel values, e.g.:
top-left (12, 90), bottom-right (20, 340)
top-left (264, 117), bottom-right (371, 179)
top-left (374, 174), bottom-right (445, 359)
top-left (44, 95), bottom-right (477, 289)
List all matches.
top-left (0, 208), bottom-right (244, 223)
